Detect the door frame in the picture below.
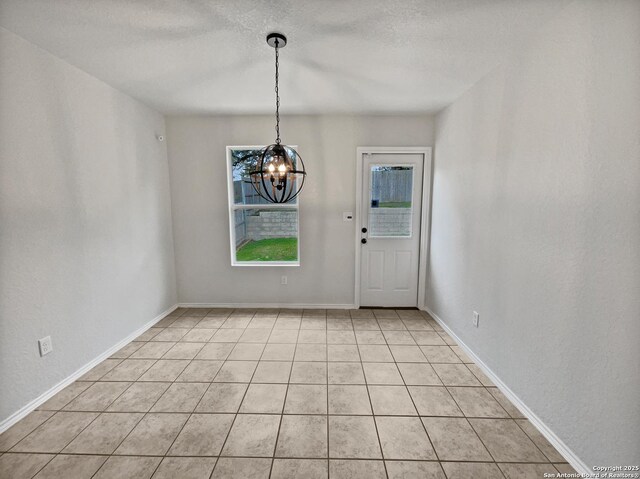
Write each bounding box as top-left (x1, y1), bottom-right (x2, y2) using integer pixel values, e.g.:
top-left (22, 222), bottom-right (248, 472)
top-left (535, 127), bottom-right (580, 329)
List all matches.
top-left (354, 146), bottom-right (433, 309)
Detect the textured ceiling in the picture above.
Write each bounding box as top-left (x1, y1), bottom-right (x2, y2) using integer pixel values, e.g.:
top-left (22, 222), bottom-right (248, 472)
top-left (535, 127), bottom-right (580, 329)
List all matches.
top-left (0, 0), bottom-right (570, 114)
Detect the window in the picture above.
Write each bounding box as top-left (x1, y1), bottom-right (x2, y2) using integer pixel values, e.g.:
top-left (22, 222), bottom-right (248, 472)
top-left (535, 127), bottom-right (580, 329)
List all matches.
top-left (226, 146), bottom-right (300, 266)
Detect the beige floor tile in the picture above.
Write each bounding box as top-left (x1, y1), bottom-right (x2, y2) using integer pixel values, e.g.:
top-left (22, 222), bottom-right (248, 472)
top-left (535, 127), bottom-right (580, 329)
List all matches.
top-left (110, 343), bottom-right (144, 359)
top-left (298, 330), bottom-right (327, 343)
top-left (0, 452), bottom-right (54, 479)
top-left (355, 331), bottom-right (386, 345)
top-left (358, 345), bottom-right (394, 362)
top-left (221, 414), bottom-right (280, 457)
top-left (211, 458), bottom-right (272, 479)
top-left (107, 382), bottom-right (170, 412)
top-left (329, 459), bottom-right (386, 479)
top-left (251, 361), bottom-right (292, 383)
top-left (397, 363), bottom-right (442, 386)
top-left (275, 415), bottom-right (327, 458)
top-left (261, 343), bottom-right (296, 361)
top-left (63, 382), bottom-right (131, 411)
top-left (228, 343), bottom-right (265, 360)
top-left (382, 330), bottom-right (415, 344)
top-left (290, 362), bottom-right (327, 384)
top-left (195, 342), bottom-right (234, 360)
top-left (180, 328), bottom-right (216, 342)
top-left (448, 387), bottom-right (509, 418)
top-left (152, 328), bottom-right (189, 342)
top-left (213, 361), bottom-right (257, 382)
top-left (163, 342), bottom-right (205, 360)
top-left (130, 341), bottom-right (175, 359)
top-left (421, 417), bottom-right (492, 461)
top-left (38, 382), bottom-right (92, 410)
top-left (499, 463), bottom-right (560, 478)
top-left (248, 318), bottom-right (276, 329)
top-left (271, 459), bottom-right (328, 479)
top-left (389, 345), bottom-right (428, 362)
top-left (377, 319), bottom-right (407, 331)
top-left (470, 418), bottom-right (548, 462)
top-left (408, 386), bottom-right (462, 416)
top-left (328, 363), bottom-right (365, 384)
top-left (12, 412), bottom-right (98, 452)
top-left (329, 385), bottom-right (372, 414)
top-left (176, 360), bottom-right (223, 382)
top-left (268, 329), bottom-right (299, 343)
top-left (410, 331), bottom-right (446, 346)
top-left (327, 330), bottom-right (356, 344)
top-left (196, 317), bottom-right (226, 329)
top-left (326, 309), bottom-right (351, 319)
top-left (0, 411), bottom-right (55, 452)
top-left (295, 344), bottom-right (327, 361)
top-left (152, 457), bottom-right (216, 479)
top-left (223, 317), bottom-right (252, 329)
top-left (328, 416), bottom-right (382, 459)
top-left (328, 345), bottom-right (360, 362)
top-left (327, 318), bottom-right (354, 330)
top-left (555, 463), bottom-right (577, 474)
top-left (450, 345), bottom-right (473, 363)
top-left (516, 419), bottom-right (565, 462)
top-left (114, 413), bottom-right (189, 455)
top-left (94, 456), bottom-right (161, 479)
top-left (99, 359), bottom-right (155, 381)
top-left (385, 460), bottom-right (445, 478)
top-left (169, 317), bottom-right (201, 328)
top-left (441, 462), bottom-right (504, 479)
top-left (352, 319), bottom-right (379, 331)
top-left (362, 363), bottom-right (404, 385)
top-left (138, 359), bottom-right (190, 381)
top-left (78, 358), bottom-right (122, 381)
top-left (240, 384), bottom-right (287, 413)
top-left (466, 364), bottom-right (494, 386)
top-left (368, 386), bottom-right (417, 415)
top-left (239, 328), bottom-right (272, 343)
top-left (350, 310), bottom-right (376, 319)
top-left (376, 416), bottom-right (436, 460)
top-left (63, 412), bottom-right (143, 454)
top-left (420, 345), bottom-right (461, 363)
top-left (486, 388), bottom-right (525, 418)
top-left (300, 319), bottom-right (327, 331)
top-left (373, 309), bottom-right (400, 319)
top-left (431, 364), bottom-right (481, 386)
top-left (211, 328), bottom-right (244, 342)
top-left (284, 385), bottom-right (327, 414)
top-left (168, 413), bottom-right (234, 456)
top-left (195, 383), bottom-right (248, 413)
top-left (33, 454), bottom-right (106, 479)
top-left (137, 328), bottom-right (163, 341)
top-left (151, 383), bottom-right (208, 412)
top-left (274, 318), bottom-right (301, 330)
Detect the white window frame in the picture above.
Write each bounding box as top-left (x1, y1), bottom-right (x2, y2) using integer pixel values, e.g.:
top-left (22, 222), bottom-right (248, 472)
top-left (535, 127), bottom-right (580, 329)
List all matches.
top-left (226, 145), bottom-right (301, 267)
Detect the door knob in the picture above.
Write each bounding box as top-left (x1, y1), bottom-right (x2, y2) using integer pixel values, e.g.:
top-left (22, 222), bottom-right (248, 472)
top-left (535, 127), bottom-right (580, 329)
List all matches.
top-left (361, 227), bottom-right (368, 233)
top-left (361, 238), bottom-right (367, 244)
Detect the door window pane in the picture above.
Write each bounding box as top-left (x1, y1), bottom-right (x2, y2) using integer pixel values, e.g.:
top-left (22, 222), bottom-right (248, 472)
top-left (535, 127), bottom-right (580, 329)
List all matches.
top-left (368, 165), bottom-right (413, 237)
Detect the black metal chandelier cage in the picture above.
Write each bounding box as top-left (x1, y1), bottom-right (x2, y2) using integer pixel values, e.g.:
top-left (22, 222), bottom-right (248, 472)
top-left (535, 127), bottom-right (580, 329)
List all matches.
top-left (249, 32), bottom-right (306, 204)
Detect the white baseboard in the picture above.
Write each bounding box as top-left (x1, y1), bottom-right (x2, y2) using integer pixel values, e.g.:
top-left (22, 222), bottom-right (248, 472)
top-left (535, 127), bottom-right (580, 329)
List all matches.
top-left (178, 302), bottom-right (356, 309)
top-left (0, 303), bottom-right (178, 434)
top-left (422, 306), bottom-right (590, 476)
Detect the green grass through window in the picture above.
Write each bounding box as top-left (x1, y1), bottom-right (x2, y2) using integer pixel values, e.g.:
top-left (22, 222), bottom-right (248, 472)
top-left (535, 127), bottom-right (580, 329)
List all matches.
top-left (378, 201), bottom-right (411, 208)
top-left (236, 237), bottom-right (298, 262)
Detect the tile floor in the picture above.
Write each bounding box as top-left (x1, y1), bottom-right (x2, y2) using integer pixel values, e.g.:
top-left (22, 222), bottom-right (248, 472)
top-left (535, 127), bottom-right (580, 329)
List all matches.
top-left (0, 308), bottom-right (576, 478)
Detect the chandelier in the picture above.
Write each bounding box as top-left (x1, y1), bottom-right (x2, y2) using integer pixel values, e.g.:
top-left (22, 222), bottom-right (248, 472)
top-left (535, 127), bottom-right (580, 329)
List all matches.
top-left (249, 33), bottom-right (306, 203)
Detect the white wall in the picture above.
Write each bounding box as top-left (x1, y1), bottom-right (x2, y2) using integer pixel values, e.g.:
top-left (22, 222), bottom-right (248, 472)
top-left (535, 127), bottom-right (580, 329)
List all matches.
top-left (0, 28), bottom-right (177, 423)
top-left (166, 114), bottom-right (434, 306)
top-left (427, 0), bottom-right (640, 468)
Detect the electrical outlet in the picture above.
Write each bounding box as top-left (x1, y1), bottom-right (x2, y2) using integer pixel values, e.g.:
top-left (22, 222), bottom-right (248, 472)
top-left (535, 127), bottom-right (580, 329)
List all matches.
top-left (38, 336), bottom-right (53, 356)
top-left (281, 275), bottom-right (287, 285)
top-left (472, 311), bottom-right (480, 328)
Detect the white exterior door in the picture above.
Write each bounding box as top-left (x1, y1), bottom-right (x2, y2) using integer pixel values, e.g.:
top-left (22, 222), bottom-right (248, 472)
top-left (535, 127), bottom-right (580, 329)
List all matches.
top-left (359, 152), bottom-right (424, 307)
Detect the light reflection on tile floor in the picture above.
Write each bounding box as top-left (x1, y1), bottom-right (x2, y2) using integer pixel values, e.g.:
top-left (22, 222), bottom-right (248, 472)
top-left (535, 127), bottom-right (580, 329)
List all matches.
top-left (0, 308), bottom-right (576, 478)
